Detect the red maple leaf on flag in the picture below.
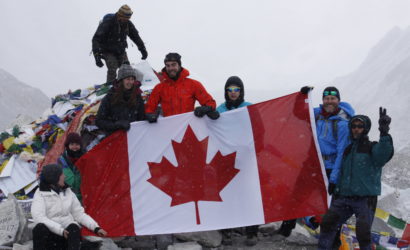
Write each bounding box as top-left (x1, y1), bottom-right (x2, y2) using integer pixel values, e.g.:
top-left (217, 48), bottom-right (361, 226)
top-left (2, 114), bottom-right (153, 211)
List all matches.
top-left (147, 125), bottom-right (239, 224)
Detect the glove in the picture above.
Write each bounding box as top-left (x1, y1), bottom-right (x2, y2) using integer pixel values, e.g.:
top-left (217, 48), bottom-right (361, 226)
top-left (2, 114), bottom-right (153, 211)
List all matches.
top-left (115, 120), bottom-right (130, 131)
top-left (378, 107), bottom-right (391, 136)
top-left (207, 110), bottom-right (220, 120)
top-left (300, 86), bottom-right (314, 95)
top-left (194, 106), bottom-right (213, 118)
top-left (94, 54), bottom-right (104, 68)
top-left (146, 113), bottom-right (158, 123)
top-left (328, 183), bottom-right (336, 195)
top-left (141, 49), bottom-right (148, 60)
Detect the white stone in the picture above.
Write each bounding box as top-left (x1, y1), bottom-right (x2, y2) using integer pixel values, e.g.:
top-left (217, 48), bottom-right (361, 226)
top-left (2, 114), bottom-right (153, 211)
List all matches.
top-left (167, 242), bottom-right (202, 250)
top-left (174, 230), bottom-right (221, 248)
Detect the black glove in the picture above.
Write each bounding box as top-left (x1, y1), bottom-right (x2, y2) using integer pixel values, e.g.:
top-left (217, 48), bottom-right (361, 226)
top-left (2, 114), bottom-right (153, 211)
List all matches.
top-left (300, 86), bottom-right (314, 95)
top-left (94, 54), bottom-right (104, 68)
top-left (115, 120), bottom-right (130, 131)
top-left (146, 113), bottom-right (158, 123)
top-left (194, 106), bottom-right (213, 118)
top-left (378, 107), bottom-right (391, 136)
top-left (141, 49), bottom-right (148, 60)
top-left (328, 183), bottom-right (336, 195)
top-left (207, 110), bottom-right (220, 120)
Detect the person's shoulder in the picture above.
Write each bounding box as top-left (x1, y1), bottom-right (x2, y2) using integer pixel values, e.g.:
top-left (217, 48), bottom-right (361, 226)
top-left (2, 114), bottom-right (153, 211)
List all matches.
top-left (102, 13), bottom-right (116, 23)
top-left (241, 102), bottom-right (252, 107)
top-left (217, 103), bottom-right (228, 113)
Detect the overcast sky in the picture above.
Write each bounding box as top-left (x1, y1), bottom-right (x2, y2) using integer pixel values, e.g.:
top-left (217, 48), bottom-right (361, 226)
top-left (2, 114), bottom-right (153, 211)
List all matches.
top-left (1, 0), bottom-right (410, 102)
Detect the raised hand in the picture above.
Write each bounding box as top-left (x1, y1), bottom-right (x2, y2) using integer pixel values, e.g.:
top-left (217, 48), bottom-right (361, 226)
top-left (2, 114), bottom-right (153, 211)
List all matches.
top-left (378, 107), bottom-right (391, 136)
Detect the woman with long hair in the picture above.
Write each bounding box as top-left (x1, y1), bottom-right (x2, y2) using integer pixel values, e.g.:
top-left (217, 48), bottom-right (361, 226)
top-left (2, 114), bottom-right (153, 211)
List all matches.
top-left (96, 64), bottom-right (145, 134)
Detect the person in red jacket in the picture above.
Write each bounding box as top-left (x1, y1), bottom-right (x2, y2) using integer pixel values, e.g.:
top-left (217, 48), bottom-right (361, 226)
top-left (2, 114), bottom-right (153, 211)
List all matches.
top-left (145, 53), bottom-right (219, 122)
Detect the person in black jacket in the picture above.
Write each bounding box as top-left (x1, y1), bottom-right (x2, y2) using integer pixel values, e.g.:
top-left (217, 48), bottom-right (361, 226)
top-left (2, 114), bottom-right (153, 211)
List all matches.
top-left (92, 4), bottom-right (148, 83)
top-left (96, 64), bottom-right (145, 135)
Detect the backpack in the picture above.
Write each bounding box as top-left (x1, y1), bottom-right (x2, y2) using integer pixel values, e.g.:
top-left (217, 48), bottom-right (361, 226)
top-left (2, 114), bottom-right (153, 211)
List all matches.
top-left (100, 13), bottom-right (115, 24)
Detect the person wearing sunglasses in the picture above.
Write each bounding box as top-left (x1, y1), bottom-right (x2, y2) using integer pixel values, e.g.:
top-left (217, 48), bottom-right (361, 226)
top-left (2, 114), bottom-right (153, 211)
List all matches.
top-left (216, 76), bottom-right (252, 113)
top-left (277, 86), bottom-right (355, 244)
top-left (215, 76), bottom-right (256, 246)
top-left (145, 53), bottom-right (218, 122)
top-left (318, 108), bottom-right (394, 250)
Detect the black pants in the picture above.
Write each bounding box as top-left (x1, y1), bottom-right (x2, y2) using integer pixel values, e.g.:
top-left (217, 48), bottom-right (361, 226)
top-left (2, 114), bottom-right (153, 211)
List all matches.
top-left (33, 223), bottom-right (81, 250)
top-left (318, 196), bottom-right (377, 250)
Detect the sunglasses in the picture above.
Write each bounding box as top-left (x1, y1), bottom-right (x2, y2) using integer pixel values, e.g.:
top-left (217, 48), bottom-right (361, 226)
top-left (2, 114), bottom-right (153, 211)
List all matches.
top-left (351, 124), bottom-right (364, 129)
top-left (323, 90), bottom-right (338, 96)
top-left (227, 87), bottom-right (241, 93)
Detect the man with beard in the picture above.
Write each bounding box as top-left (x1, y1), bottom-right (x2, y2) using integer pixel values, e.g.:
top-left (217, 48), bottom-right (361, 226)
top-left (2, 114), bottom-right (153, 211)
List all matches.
top-left (92, 4), bottom-right (148, 83)
top-left (145, 53), bottom-right (219, 122)
top-left (318, 109), bottom-right (393, 250)
top-left (277, 86), bottom-right (355, 245)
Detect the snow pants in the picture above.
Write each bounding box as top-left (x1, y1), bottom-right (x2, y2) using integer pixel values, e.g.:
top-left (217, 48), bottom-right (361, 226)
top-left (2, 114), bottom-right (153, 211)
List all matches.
top-left (318, 196), bottom-right (377, 250)
top-left (33, 223), bottom-right (81, 250)
top-left (103, 52), bottom-right (129, 83)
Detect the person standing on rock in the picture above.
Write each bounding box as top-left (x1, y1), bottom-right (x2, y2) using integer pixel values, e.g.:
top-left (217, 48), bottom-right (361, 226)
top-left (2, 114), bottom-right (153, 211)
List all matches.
top-left (318, 108), bottom-right (394, 250)
top-left (216, 76), bottom-right (257, 246)
top-left (32, 164), bottom-right (107, 250)
top-left (277, 86), bottom-right (355, 248)
top-left (92, 4), bottom-right (148, 83)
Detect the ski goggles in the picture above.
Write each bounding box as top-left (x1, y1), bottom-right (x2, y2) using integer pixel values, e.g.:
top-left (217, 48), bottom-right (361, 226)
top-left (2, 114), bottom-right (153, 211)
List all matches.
top-left (226, 87), bottom-right (241, 93)
top-left (323, 90), bottom-right (338, 96)
top-left (351, 124), bottom-right (364, 129)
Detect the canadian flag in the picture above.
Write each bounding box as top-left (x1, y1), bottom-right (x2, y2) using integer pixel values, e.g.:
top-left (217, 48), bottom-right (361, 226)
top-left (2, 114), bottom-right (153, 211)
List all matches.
top-left (77, 92), bottom-right (328, 236)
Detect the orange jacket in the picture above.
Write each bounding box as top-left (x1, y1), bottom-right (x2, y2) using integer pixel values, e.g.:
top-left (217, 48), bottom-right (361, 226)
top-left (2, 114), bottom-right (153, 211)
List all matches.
top-left (145, 68), bottom-right (216, 117)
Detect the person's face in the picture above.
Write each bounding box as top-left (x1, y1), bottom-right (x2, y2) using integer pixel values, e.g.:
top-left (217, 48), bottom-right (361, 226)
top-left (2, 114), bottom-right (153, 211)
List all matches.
top-left (226, 85), bottom-right (241, 101)
top-left (165, 61), bottom-right (181, 79)
top-left (58, 173), bottom-right (65, 187)
top-left (322, 95), bottom-right (340, 113)
top-left (122, 77), bottom-right (135, 90)
top-left (68, 142), bottom-right (81, 152)
top-left (118, 16), bottom-right (129, 23)
top-left (351, 120), bottom-right (365, 139)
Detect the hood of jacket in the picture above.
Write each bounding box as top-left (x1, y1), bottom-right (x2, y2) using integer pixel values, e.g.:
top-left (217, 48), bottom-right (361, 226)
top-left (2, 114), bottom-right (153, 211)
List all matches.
top-left (315, 101), bottom-right (355, 121)
top-left (224, 77), bottom-right (245, 110)
top-left (349, 114), bottom-right (371, 140)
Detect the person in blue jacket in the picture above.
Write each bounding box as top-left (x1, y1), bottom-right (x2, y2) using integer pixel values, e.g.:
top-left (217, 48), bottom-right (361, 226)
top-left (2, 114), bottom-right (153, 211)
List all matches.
top-left (217, 76), bottom-right (257, 246)
top-left (277, 86), bottom-right (355, 243)
top-left (216, 76), bottom-right (252, 113)
top-left (318, 108), bottom-right (394, 250)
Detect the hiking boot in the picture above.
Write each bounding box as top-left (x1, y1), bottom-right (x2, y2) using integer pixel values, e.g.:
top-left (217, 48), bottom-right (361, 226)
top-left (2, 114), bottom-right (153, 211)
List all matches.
top-left (276, 220), bottom-right (296, 237)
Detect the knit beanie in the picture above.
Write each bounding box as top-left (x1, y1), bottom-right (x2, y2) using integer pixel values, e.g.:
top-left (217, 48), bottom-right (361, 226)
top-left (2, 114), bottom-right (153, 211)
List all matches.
top-left (322, 86), bottom-right (340, 100)
top-left (117, 4), bottom-right (133, 19)
top-left (117, 64), bottom-right (137, 81)
top-left (64, 132), bottom-right (82, 149)
top-left (41, 164), bottom-right (63, 185)
top-left (164, 53), bottom-right (182, 66)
